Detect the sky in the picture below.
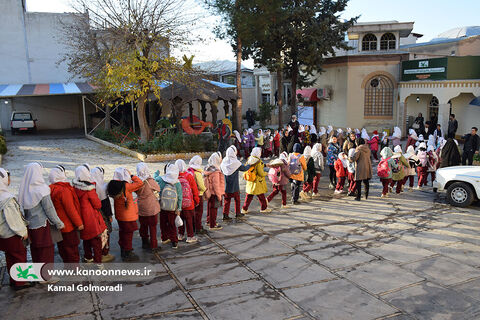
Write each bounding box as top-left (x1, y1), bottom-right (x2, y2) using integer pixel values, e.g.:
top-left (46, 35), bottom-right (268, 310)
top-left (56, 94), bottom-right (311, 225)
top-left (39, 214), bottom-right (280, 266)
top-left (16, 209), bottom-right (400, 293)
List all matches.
top-left (26, 0), bottom-right (480, 68)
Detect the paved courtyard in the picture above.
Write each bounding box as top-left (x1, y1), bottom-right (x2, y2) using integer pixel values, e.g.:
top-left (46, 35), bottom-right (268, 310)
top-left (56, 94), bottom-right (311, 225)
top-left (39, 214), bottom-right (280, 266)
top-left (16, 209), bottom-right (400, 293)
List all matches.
top-left (1, 133), bottom-right (480, 319)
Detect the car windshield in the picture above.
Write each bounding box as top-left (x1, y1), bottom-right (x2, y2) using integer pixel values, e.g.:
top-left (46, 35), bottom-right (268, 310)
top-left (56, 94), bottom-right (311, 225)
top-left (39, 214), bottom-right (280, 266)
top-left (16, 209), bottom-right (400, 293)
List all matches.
top-left (13, 113), bottom-right (32, 121)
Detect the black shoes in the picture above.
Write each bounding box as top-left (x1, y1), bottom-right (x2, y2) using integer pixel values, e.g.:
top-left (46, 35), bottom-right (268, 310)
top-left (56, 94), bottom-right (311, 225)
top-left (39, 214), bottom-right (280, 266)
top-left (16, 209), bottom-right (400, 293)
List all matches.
top-left (121, 249), bottom-right (140, 262)
top-left (142, 238), bottom-right (150, 249)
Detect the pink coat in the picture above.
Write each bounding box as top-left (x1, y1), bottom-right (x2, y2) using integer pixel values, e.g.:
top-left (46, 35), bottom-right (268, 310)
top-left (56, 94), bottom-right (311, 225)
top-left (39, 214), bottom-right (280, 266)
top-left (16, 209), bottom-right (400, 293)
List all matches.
top-left (136, 178), bottom-right (161, 216)
top-left (203, 169), bottom-right (225, 200)
top-left (367, 136), bottom-right (379, 151)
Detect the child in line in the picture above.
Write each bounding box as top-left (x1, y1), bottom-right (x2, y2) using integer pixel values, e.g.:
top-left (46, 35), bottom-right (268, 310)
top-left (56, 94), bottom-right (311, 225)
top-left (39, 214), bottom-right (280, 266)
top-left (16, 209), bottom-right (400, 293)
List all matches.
top-left (416, 143), bottom-right (429, 189)
top-left (273, 130), bottom-right (281, 157)
top-left (242, 147), bottom-right (272, 213)
top-left (18, 163), bottom-right (64, 283)
top-left (300, 146), bottom-right (315, 199)
top-left (327, 136), bottom-right (341, 189)
top-left (406, 129), bottom-right (418, 149)
top-left (391, 146), bottom-right (409, 194)
top-left (136, 163), bottom-right (161, 252)
top-left (311, 143), bottom-right (324, 197)
top-left (255, 129), bottom-right (264, 148)
top-left (289, 143), bottom-right (308, 205)
top-left (378, 147), bottom-right (395, 197)
top-left (155, 164), bottom-right (183, 249)
top-left (427, 145), bottom-right (439, 186)
top-left (242, 129), bottom-right (251, 159)
top-left (367, 130), bottom-right (380, 161)
top-left (221, 146), bottom-right (249, 220)
top-left (204, 152), bottom-right (226, 230)
top-left (90, 167), bottom-right (115, 262)
top-left (380, 131), bottom-right (389, 151)
top-left (0, 168), bottom-right (32, 290)
top-left (188, 156), bottom-right (207, 235)
top-left (267, 152), bottom-right (291, 209)
top-left (176, 160), bottom-right (200, 243)
top-left (108, 167), bottom-right (143, 261)
top-left (49, 165), bottom-right (83, 264)
top-left (346, 148), bottom-right (357, 196)
top-left (334, 152), bottom-right (347, 194)
top-left (72, 165), bottom-right (107, 267)
top-left (403, 146), bottom-right (420, 191)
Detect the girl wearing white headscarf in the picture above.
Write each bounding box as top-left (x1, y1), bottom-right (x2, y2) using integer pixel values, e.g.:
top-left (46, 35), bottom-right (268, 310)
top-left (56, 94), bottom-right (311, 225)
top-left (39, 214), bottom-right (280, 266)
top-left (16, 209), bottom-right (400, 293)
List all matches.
top-left (188, 155), bottom-right (207, 234)
top-left (175, 159), bottom-right (200, 243)
top-left (108, 167), bottom-right (143, 259)
top-left (266, 152), bottom-right (291, 208)
top-left (380, 131), bottom-right (389, 150)
top-left (415, 142), bottom-right (429, 189)
top-left (203, 152), bottom-right (226, 230)
top-left (255, 129), bottom-right (264, 147)
top-left (310, 143), bottom-right (324, 196)
top-left (49, 165), bottom-right (84, 264)
top-left (390, 145), bottom-right (410, 194)
top-left (221, 146), bottom-right (250, 220)
top-left (403, 146), bottom-right (420, 191)
top-left (154, 163), bottom-right (182, 248)
top-left (136, 162), bottom-right (161, 250)
top-left (18, 163), bottom-right (64, 270)
top-left (0, 168), bottom-right (32, 290)
top-left (242, 147), bottom-right (271, 214)
top-left (406, 129), bottom-right (418, 149)
top-left (300, 146), bottom-right (316, 199)
top-left (90, 167), bottom-right (114, 262)
top-left (390, 127), bottom-right (401, 147)
top-left (426, 145), bottom-right (439, 186)
top-left (361, 128), bottom-right (370, 141)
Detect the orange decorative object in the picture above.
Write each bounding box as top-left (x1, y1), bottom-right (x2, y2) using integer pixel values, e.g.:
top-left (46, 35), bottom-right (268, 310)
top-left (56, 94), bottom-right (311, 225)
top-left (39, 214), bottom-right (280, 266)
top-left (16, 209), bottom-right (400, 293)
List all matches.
top-left (181, 116), bottom-right (213, 135)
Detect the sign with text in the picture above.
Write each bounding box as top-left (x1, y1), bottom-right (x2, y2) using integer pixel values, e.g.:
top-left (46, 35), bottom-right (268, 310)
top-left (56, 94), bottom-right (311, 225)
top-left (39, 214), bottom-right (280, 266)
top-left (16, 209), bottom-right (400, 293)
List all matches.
top-left (401, 57), bottom-right (448, 81)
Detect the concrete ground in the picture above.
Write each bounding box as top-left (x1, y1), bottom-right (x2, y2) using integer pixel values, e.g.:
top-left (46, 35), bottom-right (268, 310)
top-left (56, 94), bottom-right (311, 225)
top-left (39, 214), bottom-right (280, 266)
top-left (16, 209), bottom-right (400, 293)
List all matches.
top-left (1, 133), bottom-right (480, 320)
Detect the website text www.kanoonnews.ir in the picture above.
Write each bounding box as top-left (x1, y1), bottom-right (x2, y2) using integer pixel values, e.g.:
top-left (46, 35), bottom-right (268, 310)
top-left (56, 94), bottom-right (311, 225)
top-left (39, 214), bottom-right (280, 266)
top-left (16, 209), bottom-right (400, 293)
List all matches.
top-left (10, 263), bottom-right (158, 292)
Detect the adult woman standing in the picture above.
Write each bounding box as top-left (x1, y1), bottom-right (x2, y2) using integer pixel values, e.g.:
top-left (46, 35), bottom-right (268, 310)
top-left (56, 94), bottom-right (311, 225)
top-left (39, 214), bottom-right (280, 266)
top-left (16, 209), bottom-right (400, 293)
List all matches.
top-left (350, 138), bottom-right (372, 201)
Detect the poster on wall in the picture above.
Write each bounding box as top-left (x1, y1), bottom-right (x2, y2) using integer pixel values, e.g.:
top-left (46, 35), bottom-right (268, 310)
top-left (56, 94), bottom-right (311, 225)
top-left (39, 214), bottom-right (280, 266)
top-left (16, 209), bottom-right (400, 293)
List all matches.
top-left (297, 105), bottom-right (314, 125)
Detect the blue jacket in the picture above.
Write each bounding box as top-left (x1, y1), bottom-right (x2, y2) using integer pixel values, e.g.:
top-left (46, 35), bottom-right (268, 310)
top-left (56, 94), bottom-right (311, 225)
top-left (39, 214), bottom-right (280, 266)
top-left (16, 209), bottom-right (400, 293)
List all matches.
top-left (24, 195), bottom-right (64, 230)
top-left (224, 164), bottom-right (250, 193)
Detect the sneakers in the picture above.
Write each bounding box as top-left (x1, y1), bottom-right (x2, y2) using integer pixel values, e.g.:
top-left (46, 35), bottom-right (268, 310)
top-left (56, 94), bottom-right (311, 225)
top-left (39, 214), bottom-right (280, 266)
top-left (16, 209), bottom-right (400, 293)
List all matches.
top-left (101, 254), bottom-right (115, 263)
top-left (210, 224), bottom-right (223, 230)
top-left (223, 216), bottom-right (233, 222)
top-left (121, 250), bottom-right (140, 262)
top-left (414, 186), bottom-right (421, 190)
top-left (186, 237), bottom-right (198, 243)
top-left (306, 192), bottom-right (313, 199)
top-left (299, 191), bottom-right (308, 199)
top-left (172, 242), bottom-right (178, 249)
top-left (380, 194), bottom-right (389, 198)
top-left (260, 207), bottom-right (273, 213)
top-left (312, 192), bottom-right (318, 197)
top-left (241, 209), bottom-right (249, 214)
top-left (162, 239), bottom-right (171, 244)
top-left (236, 213), bottom-right (246, 219)
top-left (388, 187), bottom-right (393, 193)
top-left (83, 257), bottom-right (93, 263)
top-left (328, 183), bottom-right (334, 190)
top-left (334, 190), bottom-right (342, 194)
top-left (281, 204), bottom-right (289, 209)
top-left (178, 234), bottom-right (184, 241)
top-left (96, 263), bottom-right (105, 270)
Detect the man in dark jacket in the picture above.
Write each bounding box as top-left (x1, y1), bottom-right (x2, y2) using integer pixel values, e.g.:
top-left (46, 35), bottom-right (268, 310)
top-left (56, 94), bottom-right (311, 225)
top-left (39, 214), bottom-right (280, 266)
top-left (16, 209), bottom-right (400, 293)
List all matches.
top-left (462, 127), bottom-right (480, 165)
top-left (447, 114), bottom-right (458, 139)
top-left (246, 108), bottom-right (255, 128)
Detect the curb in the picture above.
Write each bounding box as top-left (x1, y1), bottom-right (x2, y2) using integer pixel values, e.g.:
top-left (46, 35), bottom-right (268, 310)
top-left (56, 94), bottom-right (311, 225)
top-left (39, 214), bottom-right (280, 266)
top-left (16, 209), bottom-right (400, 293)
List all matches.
top-left (86, 134), bottom-right (215, 163)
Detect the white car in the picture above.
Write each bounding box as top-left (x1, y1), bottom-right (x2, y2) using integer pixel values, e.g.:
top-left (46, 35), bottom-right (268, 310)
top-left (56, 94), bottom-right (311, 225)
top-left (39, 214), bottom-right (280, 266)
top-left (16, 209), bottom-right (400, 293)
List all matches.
top-left (433, 166), bottom-right (480, 207)
top-left (10, 111), bottom-right (37, 135)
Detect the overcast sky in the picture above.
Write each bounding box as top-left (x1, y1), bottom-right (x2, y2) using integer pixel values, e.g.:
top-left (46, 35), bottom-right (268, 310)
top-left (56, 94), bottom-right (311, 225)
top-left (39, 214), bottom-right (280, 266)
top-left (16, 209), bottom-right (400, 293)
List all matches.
top-left (26, 0), bottom-right (480, 68)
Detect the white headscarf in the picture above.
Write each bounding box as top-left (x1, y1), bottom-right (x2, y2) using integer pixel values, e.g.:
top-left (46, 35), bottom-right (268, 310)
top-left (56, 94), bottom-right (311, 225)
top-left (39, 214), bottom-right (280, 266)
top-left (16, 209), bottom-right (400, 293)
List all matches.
top-left (208, 152), bottom-right (222, 170)
top-left (404, 145), bottom-right (415, 159)
top-left (174, 159), bottom-right (187, 173)
top-left (439, 138), bottom-right (447, 149)
top-left (189, 155), bottom-right (203, 170)
top-left (233, 130), bottom-right (241, 142)
top-left (136, 162), bottom-right (152, 181)
top-left (419, 142), bottom-right (427, 150)
top-left (18, 162), bottom-right (50, 210)
top-left (427, 135), bottom-right (435, 147)
top-left (381, 131), bottom-right (387, 142)
top-left (257, 129), bottom-right (263, 137)
top-left (337, 128), bottom-right (343, 135)
top-left (310, 125), bottom-right (317, 135)
top-left (248, 128), bottom-right (253, 134)
top-left (361, 128), bottom-right (370, 140)
top-left (162, 163), bottom-right (179, 184)
top-left (339, 152), bottom-right (348, 167)
top-left (394, 145), bottom-right (403, 153)
top-left (355, 128), bottom-right (361, 135)
top-left (303, 146), bottom-right (312, 159)
top-left (319, 127), bottom-right (326, 136)
top-left (427, 145), bottom-right (435, 153)
top-left (409, 129), bottom-right (418, 140)
top-left (280, 151), bottom-right (288, 162)
top-left (75, 165), bottom-right (94, 183)
top-left (220, 146), bottom-right (242, 176)
top-left (298, 125), bottom-right (304, 133)
top-left (347, 128), bottom-right (352, 133)
top-left (327, 126), bottom-right (333, 134)
top-left (91, 167), bottom-right (107, 200)
top-left (49, 165), bottom-right (68, 184)
top-left (247, 147), bottom-right (262, 165)
top-left (113, 167), bottom-right (132, 183)
top-left (393, 127), bottom-right (401, 138)
top-left (312, 143), bottom-right (322, 156)
top-left (0, 168), bottom-right (13, 203)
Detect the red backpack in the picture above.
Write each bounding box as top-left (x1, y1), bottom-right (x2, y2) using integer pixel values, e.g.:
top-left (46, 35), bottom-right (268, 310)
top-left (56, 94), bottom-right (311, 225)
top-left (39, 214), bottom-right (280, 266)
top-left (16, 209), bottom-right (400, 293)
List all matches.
top-left (178, 175), bottom-right (193, 209)
top-left (377, 157), bottom-right (392, 178)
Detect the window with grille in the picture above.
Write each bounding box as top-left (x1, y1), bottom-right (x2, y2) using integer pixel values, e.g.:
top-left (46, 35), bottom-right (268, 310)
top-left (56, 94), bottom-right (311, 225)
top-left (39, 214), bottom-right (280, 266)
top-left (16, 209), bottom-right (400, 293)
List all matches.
top-left (364, 75), bottom-right (394, 117)
top-left (362, 33), bottom-right (377, 51)
top-left (429, 96), bottom-right (439, 120)
top-left (380, 33), bottom-right (396, 50)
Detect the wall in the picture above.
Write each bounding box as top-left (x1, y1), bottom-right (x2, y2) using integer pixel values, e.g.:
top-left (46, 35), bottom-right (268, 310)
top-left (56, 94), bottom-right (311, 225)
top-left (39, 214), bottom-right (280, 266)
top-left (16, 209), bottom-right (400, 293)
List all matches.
top-left (405, 94), bottom-right (430, 120)
top-left (11, 95), bottom-right (83, 130)
top-left (450, 93), bottom-right (480, 135)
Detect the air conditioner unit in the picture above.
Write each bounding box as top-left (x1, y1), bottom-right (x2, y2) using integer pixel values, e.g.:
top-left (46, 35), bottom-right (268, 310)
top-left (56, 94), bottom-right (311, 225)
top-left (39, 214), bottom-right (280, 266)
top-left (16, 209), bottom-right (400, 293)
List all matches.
top-left (317, 88), bottom-right (330, 100)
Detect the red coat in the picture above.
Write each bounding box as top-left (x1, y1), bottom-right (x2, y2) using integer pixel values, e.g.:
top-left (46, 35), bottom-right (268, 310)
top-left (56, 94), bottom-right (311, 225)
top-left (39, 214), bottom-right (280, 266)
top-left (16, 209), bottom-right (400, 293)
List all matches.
top-left (50, 182), bottom-right (83, 233)
top-left (73, 181), bottom-right (106, 240)
top-left (334, 159), bottom-right (347, 178)
top-left (179, 171), bottom-right (200, 211)
top-left (367, 136), bottom-right (379, 151)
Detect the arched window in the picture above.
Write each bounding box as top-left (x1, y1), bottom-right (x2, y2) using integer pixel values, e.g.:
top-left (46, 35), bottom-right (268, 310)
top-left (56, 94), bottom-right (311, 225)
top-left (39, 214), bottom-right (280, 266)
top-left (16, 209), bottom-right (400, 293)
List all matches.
top-left (364, 75), bottom-right (394, 117)
top-left (362, 33), bottom-right (377, 51)
top-left (380, 33), bottom-right (396, 50)
top-left (429, 96), bottom-right (439, 123)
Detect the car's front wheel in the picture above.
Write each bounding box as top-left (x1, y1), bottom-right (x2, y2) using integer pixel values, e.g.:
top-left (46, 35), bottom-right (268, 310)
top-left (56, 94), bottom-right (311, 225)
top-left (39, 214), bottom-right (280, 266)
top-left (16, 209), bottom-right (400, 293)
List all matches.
top-left (446, 182), bottom-right (474, 207)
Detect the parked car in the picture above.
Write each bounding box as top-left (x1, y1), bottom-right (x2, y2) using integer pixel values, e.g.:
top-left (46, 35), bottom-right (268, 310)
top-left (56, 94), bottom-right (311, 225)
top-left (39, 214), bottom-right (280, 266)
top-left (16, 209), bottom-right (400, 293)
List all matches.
top-left (433, 166), bottom-right (480, 207)
top-left (11, 111), bottom-right (37, 135)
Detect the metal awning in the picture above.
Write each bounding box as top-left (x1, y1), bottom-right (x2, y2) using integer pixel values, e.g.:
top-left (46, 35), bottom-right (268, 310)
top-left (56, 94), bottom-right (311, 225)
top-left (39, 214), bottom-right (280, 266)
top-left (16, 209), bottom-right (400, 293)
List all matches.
top-left (297, 88), bottom-right (320, 102)
top-left (0, 82), bottom-right (96, 98)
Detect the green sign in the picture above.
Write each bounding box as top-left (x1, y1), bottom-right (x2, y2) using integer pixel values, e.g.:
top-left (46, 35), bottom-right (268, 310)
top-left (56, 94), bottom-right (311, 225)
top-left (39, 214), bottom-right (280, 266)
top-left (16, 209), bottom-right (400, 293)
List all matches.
top-left (401, 58), bottom-right (448, 81)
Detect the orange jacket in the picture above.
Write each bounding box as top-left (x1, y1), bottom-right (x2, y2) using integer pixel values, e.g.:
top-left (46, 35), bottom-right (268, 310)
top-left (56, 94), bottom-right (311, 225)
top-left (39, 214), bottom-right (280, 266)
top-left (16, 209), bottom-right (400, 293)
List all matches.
top-left (113, 176), bottom-right (143, 222)
top-left (334, 158), bottom-right (347, 178)
top-left (50, 182), bottom-right (83, 233)
top-left (289, 153), bottom-right (307, 181)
